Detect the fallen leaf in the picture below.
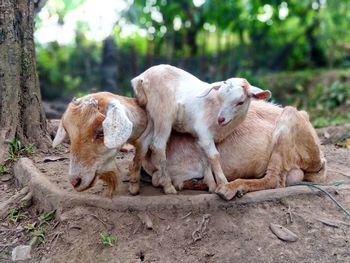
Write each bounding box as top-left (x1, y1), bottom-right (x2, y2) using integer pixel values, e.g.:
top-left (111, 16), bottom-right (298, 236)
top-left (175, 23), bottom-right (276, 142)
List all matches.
top-left (43, 156), bottom-right (68, 162)
top-left (317, 217), bottom-right (350, 228)
top-left (269, 223), bottom-right (298, 242)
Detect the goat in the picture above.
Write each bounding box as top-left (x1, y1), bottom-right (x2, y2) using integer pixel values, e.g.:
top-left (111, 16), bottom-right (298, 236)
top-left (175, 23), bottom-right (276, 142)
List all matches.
top-left (131, 64), bottom-right (271, 193)
top-left (142, 101), bottom-right (327, 200)
top-left (52, 92), bottom-right (148, 196)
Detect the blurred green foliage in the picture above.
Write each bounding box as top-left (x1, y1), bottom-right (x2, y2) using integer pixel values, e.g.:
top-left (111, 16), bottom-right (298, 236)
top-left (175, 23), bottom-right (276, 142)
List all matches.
top-left (259, 69), bottom-right (350, 127)
top-left (35, 0), bottom-right (350, 127)
top-left (37, 27), bottom-right (101, 100)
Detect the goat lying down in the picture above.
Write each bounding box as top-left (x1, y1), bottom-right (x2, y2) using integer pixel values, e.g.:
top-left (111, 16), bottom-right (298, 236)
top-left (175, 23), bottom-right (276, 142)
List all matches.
top-left (131, 65), bottom-right (271, 194)
top-left (52, 92), bottom-right (148, 196)
top-left (52, 92), bottom-right (326, 200)
top-left (142, 100), bottom-right (327, 200)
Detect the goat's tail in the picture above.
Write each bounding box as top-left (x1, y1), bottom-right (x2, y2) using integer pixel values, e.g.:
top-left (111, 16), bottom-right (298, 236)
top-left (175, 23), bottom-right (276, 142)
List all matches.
top-left (131, 76), bottom-right (148, 106)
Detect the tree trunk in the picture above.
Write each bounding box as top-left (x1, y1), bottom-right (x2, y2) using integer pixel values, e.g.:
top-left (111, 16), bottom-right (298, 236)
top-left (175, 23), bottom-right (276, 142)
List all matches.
top-left (0, 0), bottom-right (49, 162)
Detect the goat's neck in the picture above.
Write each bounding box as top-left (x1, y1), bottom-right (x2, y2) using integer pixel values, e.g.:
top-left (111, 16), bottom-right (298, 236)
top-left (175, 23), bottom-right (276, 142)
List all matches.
top-left (123, 99), bottom-right (148, 142)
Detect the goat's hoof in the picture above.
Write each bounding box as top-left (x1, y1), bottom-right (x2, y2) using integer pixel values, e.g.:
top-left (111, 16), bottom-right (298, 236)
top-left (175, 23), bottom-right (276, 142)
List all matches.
top-left (129, 184), bottom-right (140, 195)
top-left (215, 185), bottom-right (236, 201)
top-left (208, 185), bottom-right (217, 193)
top-left (164, 185), bottom-right (177, 195)
top-left (152, 175), bottom-right (161, 187)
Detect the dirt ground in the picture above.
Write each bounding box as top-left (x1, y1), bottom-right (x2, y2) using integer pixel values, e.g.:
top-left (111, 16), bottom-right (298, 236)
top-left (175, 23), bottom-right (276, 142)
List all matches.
top-left (0, 127), bottom-right (350, 263)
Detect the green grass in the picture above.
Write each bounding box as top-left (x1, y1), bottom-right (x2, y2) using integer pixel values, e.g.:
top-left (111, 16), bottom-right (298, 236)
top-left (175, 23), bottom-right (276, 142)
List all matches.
top-left (257, 68), bottom-right (350, 128)
top-left (8, 137), bottom-right (35, 161)
top-left (7, 208), bottom-right (25, 223)
top-left (100, 232), bottom-right (117, 247)
top-left (0, 164), bottom-right (8, 175)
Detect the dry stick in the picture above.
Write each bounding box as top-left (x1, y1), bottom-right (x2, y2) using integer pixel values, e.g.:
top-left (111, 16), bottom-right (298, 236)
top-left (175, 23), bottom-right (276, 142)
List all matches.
top-left (49, 232), bottom-right (63, 244)
top-left (87, 214), bottom-right (110, 229)
top-left (181, 212), bottom-right (192, 220)
top-left (132, 222), bottom-right (142, 235)
top-left (287, 205), bottom-right (293, 224)
top-left (0, 186), bottom-right (29, 218)
top-left (192, 214), bottom-right (211, 242)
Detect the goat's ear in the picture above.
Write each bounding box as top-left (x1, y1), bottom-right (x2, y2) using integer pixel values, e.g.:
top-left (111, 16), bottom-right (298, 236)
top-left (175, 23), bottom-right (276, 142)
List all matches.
top-left (198, 84), bottom-right (221, 98)
top-left (52, 120), bottom-right (67, 148)
top-left (102, 100), bottom-right (133, 149)
top-left (248, 86), bottom-right (272, 100)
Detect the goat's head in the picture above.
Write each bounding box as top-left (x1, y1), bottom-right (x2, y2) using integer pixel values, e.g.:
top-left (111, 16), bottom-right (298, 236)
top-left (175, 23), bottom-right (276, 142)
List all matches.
top-left (52, 93), bottom-right (133, 194)
top-left (203, 78), bottom-right (271, 127)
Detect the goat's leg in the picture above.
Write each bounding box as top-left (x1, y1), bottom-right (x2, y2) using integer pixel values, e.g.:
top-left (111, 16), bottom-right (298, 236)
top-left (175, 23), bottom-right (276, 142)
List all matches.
top-left (216, 173), bottom-right (280, 200)
top-left (197, 137), bottom-right (228, 186)
top-left (150, 124), bottom-right (177, 194)
top-left (216, 150), bottom-right (284, 200)
top-left (128, 143), bottom-right (144, 195)
top-left (203, 166), bottom-right (217, 193)
top-left (128, 120), bottom-right (154, 195)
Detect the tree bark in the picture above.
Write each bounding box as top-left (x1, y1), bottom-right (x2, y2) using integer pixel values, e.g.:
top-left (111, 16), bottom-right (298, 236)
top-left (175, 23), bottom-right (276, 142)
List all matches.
top-left (0, 0), bottom-right (49, 162)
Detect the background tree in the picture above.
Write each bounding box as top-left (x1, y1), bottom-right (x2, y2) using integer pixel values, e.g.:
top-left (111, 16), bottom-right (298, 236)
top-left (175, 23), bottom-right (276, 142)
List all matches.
top-left (0, 0), bottom-right (50, 162)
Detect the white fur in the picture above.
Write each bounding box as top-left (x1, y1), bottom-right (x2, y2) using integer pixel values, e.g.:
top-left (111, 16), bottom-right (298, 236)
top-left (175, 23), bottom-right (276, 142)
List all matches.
top-left (132, 65), bottom-right (271, 192)
top-left (52, 120), bottom-right (66, 148)
top-left (103, 100), bottom-right (133, 149)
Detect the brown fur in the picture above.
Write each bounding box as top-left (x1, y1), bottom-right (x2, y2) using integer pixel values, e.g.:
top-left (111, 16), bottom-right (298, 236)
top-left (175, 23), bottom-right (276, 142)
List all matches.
top-left (57, 92), bottom-right (147, 194)
top-left (98, 171), bottom-right (118, 197)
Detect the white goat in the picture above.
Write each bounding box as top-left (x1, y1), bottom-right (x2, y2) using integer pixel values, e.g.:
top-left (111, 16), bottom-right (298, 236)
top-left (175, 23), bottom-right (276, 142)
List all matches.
top-left (131, 65), bottom-right (271, 193)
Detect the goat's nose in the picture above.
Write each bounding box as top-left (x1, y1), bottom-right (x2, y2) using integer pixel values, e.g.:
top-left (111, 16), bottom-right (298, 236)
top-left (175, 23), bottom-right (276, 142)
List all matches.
top-left (70, 177), bottom-right (82, 188)
top-left (218, 116), bottom-right (225, 125)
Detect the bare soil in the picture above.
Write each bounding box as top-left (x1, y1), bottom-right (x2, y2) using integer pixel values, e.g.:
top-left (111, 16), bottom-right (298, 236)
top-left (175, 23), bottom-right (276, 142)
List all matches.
top-left (0, 127), bottom-right (350, 263)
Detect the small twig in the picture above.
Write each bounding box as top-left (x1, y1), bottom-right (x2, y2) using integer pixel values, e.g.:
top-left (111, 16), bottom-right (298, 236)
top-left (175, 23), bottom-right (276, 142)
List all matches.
top-left (87, 214), bottom-right (109, 229)
top-left (52, 221), bottom-right (60, 230)
top-left (149, 211), bottom-right (166, 220)
top-left (181, 212), bottom-right (192, 220)
top-left (191, 214), bottom-right (211, 242)
top-left (49, 231), bottom-right (63, 244)
top-left (287, 205), bottom-right (293, 224)
top-left (132, 222), bottom-right (142, 235)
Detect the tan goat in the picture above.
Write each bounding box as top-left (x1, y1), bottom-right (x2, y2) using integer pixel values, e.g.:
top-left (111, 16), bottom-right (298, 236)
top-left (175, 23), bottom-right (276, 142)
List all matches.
top-left (131, 64), bottom-right (271, 194)
top-left (142, 100), bottom-right (327, 200)
top-left (52, 92), bottom-right (148, 196)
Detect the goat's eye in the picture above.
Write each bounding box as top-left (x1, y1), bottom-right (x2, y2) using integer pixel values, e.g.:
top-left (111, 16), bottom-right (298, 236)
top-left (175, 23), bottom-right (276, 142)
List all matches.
top-left (236, 101), bottom-right (244, 106)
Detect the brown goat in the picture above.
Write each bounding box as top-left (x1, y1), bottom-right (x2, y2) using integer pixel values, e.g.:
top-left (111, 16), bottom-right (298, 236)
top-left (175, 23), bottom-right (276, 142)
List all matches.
top-left (52, 92), bottom-right (148, 196)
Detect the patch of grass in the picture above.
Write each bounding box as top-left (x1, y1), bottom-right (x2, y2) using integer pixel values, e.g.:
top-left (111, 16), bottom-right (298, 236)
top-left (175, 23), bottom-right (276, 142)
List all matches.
top-left (32, 227), bottom-right (46, 244)
top-left (7, 208), bottom-right (25, 223)
top-left (24, 210), bottom-right (55, 246)
top-left (24, 223), bottom-right (36, 232)
top-left (39, 210), bottom-right (56, 224)
top-left (0, 164), bottom-right (8, 175)
top-left (8, 137), bottom-right (35, 161)
top-left (100, 232), bottom-right (117, 247)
